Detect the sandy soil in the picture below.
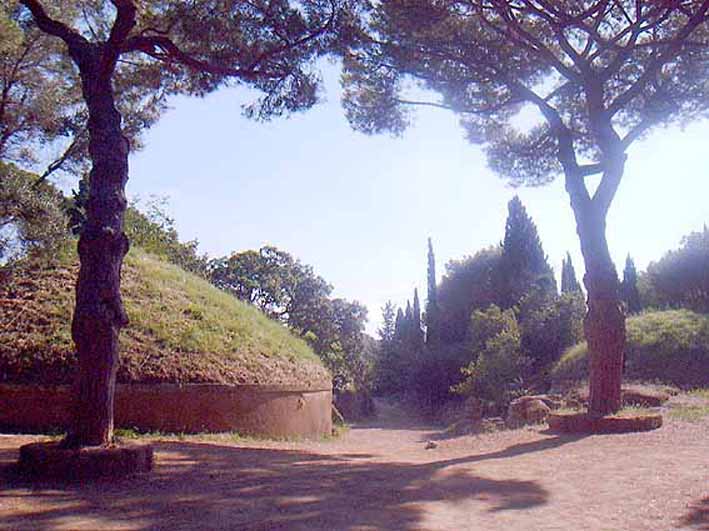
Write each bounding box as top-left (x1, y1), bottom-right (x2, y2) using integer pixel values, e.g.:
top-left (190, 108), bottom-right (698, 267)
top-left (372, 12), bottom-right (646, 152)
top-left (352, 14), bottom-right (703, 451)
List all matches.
top-left (0, 400), bottom-right (707, 530)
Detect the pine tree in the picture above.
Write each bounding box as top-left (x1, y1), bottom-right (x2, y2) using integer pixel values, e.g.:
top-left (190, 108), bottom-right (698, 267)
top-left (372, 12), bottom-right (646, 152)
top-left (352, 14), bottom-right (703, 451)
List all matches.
top-left (561, 252), bottom-right (582, 294)
top-left (498, 196), bottom-right (555, 308)
top-left (426, 237), bottom-right (440, 344)
top-left (621, 255), bottom-right (642, 314)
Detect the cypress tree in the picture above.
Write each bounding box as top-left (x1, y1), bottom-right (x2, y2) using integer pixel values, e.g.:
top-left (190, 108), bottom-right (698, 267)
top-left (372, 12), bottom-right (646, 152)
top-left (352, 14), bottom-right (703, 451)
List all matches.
top-left (404, 300), bottom-right (413, 341)
top-left (561, 252), bottom-right (582, 294)
top-left (426, 237), bottom-right (440, 344)
top-left (498, 196), bottom-right (555, 307)
top-left (621, 255), bottom-right (642, 314)
top-left (412, 288), bottom-right (424, 347)
top-left (394, 308), bottom-right (404, 340)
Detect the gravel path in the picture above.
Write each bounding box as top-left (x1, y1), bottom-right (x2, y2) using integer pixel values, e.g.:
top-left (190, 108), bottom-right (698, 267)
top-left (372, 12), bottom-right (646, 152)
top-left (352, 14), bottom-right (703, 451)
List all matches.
top-left (0, 400), bottom-right (707, 530)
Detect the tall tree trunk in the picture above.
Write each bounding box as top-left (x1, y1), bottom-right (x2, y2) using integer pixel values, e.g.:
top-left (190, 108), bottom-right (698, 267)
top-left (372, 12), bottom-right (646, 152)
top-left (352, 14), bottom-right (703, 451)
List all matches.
top-left (566, 174), bottom-right (626, 417)
top-left (68, 53), bottom-right (129, 447)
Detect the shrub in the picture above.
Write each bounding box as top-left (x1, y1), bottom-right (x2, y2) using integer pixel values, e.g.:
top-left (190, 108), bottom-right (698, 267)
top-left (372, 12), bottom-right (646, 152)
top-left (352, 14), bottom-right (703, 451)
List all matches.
top-left (453, 305), bottom-right (530, 411)
top-left (518, 288), bottom-right (585, 381)
top-left (552, 309), bottom-right (709, 387)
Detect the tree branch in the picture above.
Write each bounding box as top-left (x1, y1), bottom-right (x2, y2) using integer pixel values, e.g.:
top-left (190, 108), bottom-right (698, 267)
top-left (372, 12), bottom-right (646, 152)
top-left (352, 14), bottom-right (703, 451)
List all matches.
top-left (108, 0), bottom-right (138, 47)
top-left (592, 155), bottom-right (626, 216)
top-left (608, 1), bottom-right (709, 116)
top-left (33, 130), bottom-right (87, 188)
top-left (19, 0), bottom-right (88, 51)
top-left (122, 1), bottom-right (337, 79)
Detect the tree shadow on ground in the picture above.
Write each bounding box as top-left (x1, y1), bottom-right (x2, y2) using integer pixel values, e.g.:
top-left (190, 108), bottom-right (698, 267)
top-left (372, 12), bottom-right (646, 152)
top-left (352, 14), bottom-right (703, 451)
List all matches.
top-left (422, 432), bottom-right (588, 463)
top-left (0, 440), bottom-right (548, 530)
top-left (679, 496), bottom-right (709, 529)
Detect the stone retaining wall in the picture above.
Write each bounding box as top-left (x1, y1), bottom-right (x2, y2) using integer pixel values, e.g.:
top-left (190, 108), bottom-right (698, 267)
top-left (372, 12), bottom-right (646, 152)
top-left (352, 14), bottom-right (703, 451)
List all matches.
top-left (0, 383), bottom-right (332, 439)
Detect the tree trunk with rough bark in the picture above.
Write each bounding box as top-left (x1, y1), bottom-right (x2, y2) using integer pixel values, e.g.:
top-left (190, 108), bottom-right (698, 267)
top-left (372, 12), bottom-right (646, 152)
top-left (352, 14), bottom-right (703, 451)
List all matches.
top-left (566, 174), bottom-right (626, 417)
top-left (68, 49), bottom-right (129, 447)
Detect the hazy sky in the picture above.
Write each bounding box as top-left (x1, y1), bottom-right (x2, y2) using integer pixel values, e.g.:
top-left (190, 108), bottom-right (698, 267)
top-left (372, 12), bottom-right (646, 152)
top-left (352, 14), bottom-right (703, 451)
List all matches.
top-left (122, 66), bottom-right (708, 335)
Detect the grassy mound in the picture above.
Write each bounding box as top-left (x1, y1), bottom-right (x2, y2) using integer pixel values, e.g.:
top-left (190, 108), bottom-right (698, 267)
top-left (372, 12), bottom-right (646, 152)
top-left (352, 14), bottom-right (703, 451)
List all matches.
top-left (0, 246), bottom-right (329, 387)
top-left (552, 309), bottom-right (709, 387)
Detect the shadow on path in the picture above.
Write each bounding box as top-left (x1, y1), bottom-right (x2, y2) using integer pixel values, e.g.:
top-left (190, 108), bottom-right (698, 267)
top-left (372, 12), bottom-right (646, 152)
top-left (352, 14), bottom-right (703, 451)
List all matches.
top-left (0, 439), bottom-right (549, 530)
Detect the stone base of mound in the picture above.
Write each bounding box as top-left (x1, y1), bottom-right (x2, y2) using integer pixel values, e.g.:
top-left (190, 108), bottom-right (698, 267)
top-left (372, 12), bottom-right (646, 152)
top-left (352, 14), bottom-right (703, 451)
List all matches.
top-left (548, 412), bottom-right (663, 434)
top-left (0, 383), bottom-right (332, 439)
top-left (19, 441), bottom-right (153, 479)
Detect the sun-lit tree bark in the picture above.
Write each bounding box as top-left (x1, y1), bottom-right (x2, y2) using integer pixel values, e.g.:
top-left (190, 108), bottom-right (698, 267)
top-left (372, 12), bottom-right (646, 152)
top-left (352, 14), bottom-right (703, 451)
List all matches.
top-left (19, 0), bottom-right (351, 446)
top-left (342, 1), bottom-right (709, 415)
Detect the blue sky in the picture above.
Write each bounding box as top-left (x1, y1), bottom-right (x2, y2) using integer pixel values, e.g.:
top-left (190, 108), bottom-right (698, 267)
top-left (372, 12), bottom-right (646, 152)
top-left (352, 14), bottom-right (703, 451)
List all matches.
top-left (113, 65), bottom-right (708, 335)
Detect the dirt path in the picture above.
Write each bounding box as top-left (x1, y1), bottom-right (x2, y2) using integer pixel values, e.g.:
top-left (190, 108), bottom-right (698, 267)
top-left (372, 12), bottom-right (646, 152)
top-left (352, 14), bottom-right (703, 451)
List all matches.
top-left (0, 400), bottom-right (707, 530)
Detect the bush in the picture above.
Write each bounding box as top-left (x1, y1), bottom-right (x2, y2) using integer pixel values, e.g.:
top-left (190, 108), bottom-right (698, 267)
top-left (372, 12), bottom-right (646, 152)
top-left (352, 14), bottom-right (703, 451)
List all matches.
top-left (518, 289), bottom-right (585, 385)
top-left (552, 309), bottom-right (709, 387)
top-left (123, 197), bottom-right (208, 276)
top-left (453, 305), bottom-right (530, 411)
top-left (406, 342), bottom-right (470, 411)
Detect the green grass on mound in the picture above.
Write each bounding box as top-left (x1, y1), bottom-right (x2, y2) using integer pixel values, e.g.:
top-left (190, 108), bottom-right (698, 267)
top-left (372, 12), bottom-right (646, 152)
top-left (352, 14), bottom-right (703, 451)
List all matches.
top-left (552, 309), bottom-right (709, 387)
top-left (0, 245), bottom-right (329, 387)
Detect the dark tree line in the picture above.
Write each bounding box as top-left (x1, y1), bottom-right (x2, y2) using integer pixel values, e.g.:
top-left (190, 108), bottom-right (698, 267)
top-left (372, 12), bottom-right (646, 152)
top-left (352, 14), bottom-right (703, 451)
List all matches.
top-left (375, 196), bottom-right (587, 411)
top-left (645, 226), bottom-right (709, 313)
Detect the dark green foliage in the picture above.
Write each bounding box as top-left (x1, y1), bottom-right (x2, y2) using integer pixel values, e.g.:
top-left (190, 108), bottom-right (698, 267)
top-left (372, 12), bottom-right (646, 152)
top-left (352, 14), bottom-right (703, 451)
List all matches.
top-left (394, 308), bottom-right (404, 338)
top-left (453, 305), bottom-right (530, 411)
top-left (209, 246), bottom-right (332, 320)
top-left (395, 295), bottom-right (424, 351)
top-left (378, 301), bottom-right (396, 344)
top-left (412, 288), bottom-right (424, 347)
top-left (496, 196), bottom-right (555, 308)
top-left (66, 175), bottom-right (89, 236)
top-left (647, 227), bottom-right (709, 313)
top-left (376, 198), bottom-right (586, 405)
top-left (426, 237), bottom-right (440, 344)
top-left (0, 162), bottom-right (67, 263)
top-left (314, 298), bottom-right (370, 392)
top-left (561, 252), bottom-right (582, 294)
top-left (208, 244), bottom-right (369, 392)
top-left (374, 301), bottom-right (401, 393)
top-left (621, 255), bottom-right (642, 314)
top-left (553, 309), bottom-right (709, 387)
top-left (437, 246), bottom-right (502, 343)
top-left (517, 286), bottom-right (586, 389)
top-left (407, 343), bottom-right (470, 412)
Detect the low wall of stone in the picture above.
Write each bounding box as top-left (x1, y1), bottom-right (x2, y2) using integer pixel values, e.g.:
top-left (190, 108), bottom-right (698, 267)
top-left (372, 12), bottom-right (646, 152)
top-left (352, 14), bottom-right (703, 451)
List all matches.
top-left (0, 383), bottom-right (332, 439)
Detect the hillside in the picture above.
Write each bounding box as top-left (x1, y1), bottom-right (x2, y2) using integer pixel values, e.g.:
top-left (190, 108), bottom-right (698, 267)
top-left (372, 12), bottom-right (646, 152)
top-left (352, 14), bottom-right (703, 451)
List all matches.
top-left (0, 245), bottom-right (330, 387)
top-left (552, 309), bottom-right (709, 387)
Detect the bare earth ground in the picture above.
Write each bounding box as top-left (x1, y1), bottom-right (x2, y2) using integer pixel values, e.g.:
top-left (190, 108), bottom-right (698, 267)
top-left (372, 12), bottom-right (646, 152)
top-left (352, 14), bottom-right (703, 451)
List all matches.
top-left (0, 400), bottom-right (707, 531)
